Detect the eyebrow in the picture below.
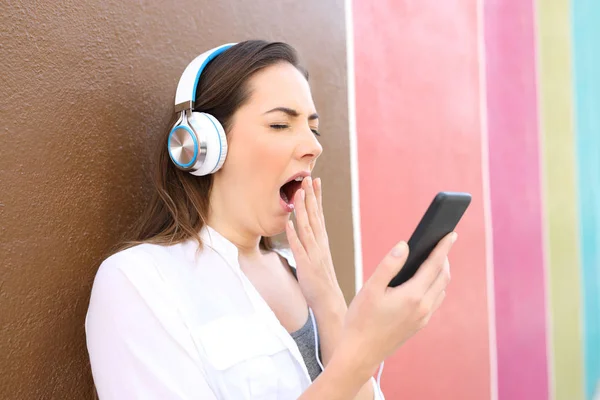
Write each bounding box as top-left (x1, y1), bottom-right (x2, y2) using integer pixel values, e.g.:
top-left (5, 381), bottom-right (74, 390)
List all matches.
top-left (264, 107), bottom-right (319, 120)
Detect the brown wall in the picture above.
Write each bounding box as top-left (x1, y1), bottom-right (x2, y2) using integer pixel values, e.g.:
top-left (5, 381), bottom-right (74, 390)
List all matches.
top-left (0, 1), bottom-right (353, 398)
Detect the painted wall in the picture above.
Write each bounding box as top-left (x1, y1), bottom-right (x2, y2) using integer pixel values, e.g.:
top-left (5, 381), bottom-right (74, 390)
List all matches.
top-left (352, 0), bottom-right (600, 399)
top-left (538, 0), bottom-right (585, 397)
top-left (572, 2), bottom-right (600, 399)
top-left (484, 0), bottom-right (549, 399)
top-left (352, 1), bottom-right (493, 398)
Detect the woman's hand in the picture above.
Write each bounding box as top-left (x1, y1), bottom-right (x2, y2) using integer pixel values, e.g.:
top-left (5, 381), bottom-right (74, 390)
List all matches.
top-left (341, 232), bottom-right (455, 372)
top-left (299, 233), bottom-right (456, 400)
top-left (285, 176), bottom-right (346, 313)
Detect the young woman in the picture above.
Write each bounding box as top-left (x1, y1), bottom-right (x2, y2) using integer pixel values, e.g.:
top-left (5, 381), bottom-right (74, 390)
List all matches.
top-left (85, 40), bottom-right (455, 400)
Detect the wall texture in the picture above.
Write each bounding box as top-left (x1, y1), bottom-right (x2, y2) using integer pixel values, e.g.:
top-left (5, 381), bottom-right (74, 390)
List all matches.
top-left (484, 0), bottom-right (549, 398)
top-left (353, 1), bottom-right (492, 398)
top-left (572, 1), bottom-right (600, 398)
top-left (0, 1), bottom-right (353, 398)
top-left (538, 0), bottom-right (585, 398)
top-left (351, 0), bottom-right (600, 398)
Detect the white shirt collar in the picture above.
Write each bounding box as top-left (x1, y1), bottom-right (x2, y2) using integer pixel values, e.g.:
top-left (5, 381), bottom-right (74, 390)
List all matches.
top-left (199, 225), bottom-right (239, 263)
top-left (198, 224), bottom-right (296, 269)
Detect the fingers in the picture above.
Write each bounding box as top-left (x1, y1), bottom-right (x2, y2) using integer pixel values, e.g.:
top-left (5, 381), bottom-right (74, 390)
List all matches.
top-left (367, 241), bottom-right (409, 289)
top-left (410, 232), bottom-right (457, 293)
top-left (293, 188), bottom-right (320, 255)
top-left (431, 289), bottom-right (446, 313)
top-left (286, 219), bottom-right (310, 263)
top-left (422, 257), bottom-right (450, 308)
top-left (313, 178), bottom-right (326, 231)
top-left (303, 177), bottom-right (326, 245)
top-left (288, 176), bottom-right (329, 265)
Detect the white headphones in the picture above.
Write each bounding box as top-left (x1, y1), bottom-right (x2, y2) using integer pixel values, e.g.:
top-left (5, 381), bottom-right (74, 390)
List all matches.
top-left (168, 43), bottom-right (237, 176)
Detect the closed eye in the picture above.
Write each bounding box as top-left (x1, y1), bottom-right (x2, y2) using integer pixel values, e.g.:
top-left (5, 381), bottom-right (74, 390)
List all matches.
top-left (270, 124), bottom-right (321, 137)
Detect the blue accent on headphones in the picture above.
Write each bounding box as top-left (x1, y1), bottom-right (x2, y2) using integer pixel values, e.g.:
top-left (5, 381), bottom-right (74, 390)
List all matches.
top-left (191, 44), bottom-right (236, 104)
top-left (167, 125), bottom-right (198, 168)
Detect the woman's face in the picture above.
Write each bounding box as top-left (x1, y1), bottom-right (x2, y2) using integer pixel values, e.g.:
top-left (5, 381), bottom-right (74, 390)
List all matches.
top-left (210, 62), bottom-right (323, 237)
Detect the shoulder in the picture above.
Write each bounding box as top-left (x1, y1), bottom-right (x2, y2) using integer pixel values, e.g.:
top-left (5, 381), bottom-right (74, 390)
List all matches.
top-left (95, 243), bottom-right (164, 282)
top-left (87, 243), bottom-right (192, 328)
top-left (85, 244), bottom-right (201, 365)
top-left (100, 243), bottom-right (165, 269)
top-left (90, 243), bottom-right (183, 303)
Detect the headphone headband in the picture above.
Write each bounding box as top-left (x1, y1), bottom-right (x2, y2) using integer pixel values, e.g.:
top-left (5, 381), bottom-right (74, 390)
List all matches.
top-left (174, 43), bottom-right (237, 112)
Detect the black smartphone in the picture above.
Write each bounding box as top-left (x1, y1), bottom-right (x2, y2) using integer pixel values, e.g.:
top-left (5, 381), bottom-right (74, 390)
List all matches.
top-left (388, 191), bottom-right (472, 287)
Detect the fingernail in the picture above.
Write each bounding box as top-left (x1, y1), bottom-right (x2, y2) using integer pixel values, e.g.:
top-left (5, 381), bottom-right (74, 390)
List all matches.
top-left (316, 178), bottom-right (321, 189)
top-left (300, 189), bottom-right (305, 200)
top-left (306, 176), bottom-right (312, 188)
top-left (391, 242), bottom-right (407, 258)
top-left (288, 220), bottom-right (294, 229)
top-left (451, 232), bottom-right (458, 244)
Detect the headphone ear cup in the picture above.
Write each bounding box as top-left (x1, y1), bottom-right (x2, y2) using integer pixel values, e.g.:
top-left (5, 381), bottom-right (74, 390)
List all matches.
top-left (187, 112), bottom-right (228, 176)
top-left (168, 120), bottom-right (200, 171)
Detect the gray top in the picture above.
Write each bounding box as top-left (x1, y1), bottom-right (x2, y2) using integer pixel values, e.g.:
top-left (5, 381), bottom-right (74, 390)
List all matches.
top-left (276, 249), bottom-right (322, 382)
top-left (290, 314), bottom-right (322, 382)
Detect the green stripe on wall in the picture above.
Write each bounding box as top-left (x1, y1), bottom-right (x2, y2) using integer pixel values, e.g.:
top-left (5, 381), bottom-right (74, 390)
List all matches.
top-left (537, 0), bottom-right (585, 399)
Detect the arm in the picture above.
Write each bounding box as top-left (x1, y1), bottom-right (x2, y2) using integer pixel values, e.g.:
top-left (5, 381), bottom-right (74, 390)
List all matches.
top-left (85, 256), bottom-right (218, 400)
top-left (299, 337), bottom-right (379, 400)
top-left (312, 299), bottom-right (379, 399)
top-left (289, 176), bottom-right (453, 399)
top-left (311, 232), bottom-right (458, 400)
top-left (286, 177), bottom-right (380, 399)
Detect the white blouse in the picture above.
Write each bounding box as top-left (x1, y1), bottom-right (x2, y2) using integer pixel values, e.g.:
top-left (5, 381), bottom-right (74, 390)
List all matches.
top-left (85, 226), bottom-right (384, 399)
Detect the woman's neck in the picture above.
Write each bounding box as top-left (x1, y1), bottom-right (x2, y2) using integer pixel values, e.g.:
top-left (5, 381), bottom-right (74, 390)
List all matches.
top-left (207, 178), bottom-right (266, 258)
top-left (205, 216), bottom-right (264, 258)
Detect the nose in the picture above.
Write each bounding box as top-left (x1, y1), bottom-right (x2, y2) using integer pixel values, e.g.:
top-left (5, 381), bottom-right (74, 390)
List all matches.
top-left (296, 126), bottom-right (323, 162)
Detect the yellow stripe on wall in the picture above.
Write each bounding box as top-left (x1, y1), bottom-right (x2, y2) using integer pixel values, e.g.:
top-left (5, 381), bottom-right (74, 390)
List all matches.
top-left (537, 0), bottom-right (584, 399)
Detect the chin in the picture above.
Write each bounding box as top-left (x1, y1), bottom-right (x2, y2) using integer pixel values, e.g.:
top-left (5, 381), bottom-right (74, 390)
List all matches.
top-left (259, 214), bottom-right (289, 238)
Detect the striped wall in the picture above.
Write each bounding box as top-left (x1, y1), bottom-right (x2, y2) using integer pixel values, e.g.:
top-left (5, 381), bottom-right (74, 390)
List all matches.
top-left (572, 2), bottom-right (600, 398)
top-left (538, 0), bottom-right (584, 397)
top-left (484, 0), bottom-right (549, 399)
top-left (348, 0), bottom-right (600, 399)
top-left (352, 0), bottom-right (492, 398)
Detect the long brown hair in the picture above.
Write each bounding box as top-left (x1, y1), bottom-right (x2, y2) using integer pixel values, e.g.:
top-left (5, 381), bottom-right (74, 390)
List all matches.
top-left (118, 40), bottom-right (308, 252)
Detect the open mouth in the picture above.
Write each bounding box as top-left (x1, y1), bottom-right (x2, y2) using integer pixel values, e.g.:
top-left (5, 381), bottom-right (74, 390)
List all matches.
top-left (279, 176), bottom-right (304, 205)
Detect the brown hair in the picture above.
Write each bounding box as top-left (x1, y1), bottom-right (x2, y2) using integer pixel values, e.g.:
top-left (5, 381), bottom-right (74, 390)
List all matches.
top-left (118, 40), bottom-right (308, 252)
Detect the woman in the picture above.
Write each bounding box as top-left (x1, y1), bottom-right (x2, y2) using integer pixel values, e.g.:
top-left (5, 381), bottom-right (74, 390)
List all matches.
top-left (85, 40), bottom-right (454, 399)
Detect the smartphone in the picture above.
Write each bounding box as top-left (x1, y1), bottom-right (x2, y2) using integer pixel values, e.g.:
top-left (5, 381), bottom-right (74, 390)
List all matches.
top-left (388, 191), bottom-right (472, 287)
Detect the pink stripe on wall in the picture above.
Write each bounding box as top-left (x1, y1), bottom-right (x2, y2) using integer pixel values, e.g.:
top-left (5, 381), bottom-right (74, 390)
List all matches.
top-left (353, 1), bottom-right (492, 398)
top-left (483, 0), bottom-right (549, 399)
